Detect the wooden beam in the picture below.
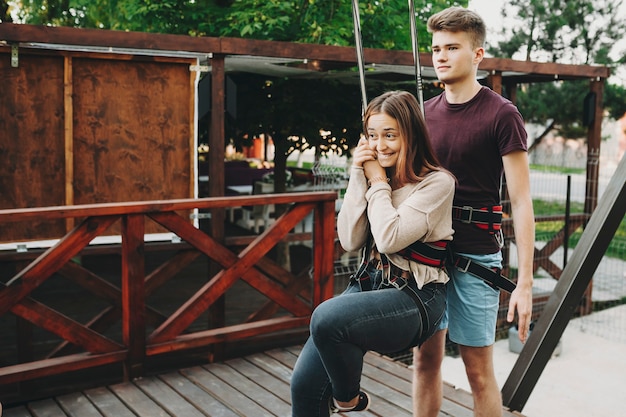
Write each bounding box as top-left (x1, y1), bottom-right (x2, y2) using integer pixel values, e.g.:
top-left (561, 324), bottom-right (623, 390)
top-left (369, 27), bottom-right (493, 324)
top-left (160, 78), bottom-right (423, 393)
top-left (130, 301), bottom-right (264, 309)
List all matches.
top-left (122, 214), bottom-right (146, 380)
top-left (63, 55), bottom-right (74, 232)
top-left (584, 79), bottom-right (604, 215)
top-left (0, 23), bottom-right (611, 80)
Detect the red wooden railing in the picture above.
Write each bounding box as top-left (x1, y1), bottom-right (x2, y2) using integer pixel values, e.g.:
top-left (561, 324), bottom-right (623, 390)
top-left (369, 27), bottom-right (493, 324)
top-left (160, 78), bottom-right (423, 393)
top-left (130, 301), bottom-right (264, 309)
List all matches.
top-left (0, 192), bottom-right (337, 386)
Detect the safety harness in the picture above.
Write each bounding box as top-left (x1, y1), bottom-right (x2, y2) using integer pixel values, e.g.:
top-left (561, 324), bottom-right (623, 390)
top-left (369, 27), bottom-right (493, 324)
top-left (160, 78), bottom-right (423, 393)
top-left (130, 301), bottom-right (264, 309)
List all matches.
top-left (449, 205), bottom-right (516, 292)
top-left (395, 205), bottom-right (517, 293)
top-left (452, 205), bottom-right (503, 234)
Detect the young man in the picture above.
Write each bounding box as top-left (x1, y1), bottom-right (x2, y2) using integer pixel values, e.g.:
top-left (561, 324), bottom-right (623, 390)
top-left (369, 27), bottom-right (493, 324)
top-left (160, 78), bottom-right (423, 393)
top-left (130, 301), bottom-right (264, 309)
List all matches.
top-left (412, 7), bottom-right (535, 417)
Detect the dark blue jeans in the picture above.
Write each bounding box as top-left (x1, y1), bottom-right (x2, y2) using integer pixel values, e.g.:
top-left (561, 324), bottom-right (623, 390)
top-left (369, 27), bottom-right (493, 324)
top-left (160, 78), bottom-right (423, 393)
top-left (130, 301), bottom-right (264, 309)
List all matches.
top-left (291, 266), bottom-right (446, 417)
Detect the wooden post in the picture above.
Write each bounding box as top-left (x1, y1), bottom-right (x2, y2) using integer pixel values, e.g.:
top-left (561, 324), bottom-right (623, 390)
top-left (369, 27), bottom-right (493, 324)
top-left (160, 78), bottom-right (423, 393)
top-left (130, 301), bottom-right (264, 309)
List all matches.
top-left (207, 54), bottom-right (226, 361)
top-left (122, 214), bottom-right (145, 380)
top-left (313, 200), bottom-right (336, 307)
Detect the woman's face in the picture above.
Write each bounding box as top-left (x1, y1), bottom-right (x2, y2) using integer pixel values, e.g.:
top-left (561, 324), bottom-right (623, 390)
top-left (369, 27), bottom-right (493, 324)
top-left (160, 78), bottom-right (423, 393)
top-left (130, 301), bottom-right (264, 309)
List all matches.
top-left (366, 112), bottom-right (402, 168)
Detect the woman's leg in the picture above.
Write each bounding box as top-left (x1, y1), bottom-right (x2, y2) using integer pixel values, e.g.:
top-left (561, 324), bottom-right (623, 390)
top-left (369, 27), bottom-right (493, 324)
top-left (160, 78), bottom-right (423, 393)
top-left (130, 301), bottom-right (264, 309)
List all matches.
top-left (291, 337), bottom-right (334, 417)
top-left (310, 288), bottom-right (422, 403)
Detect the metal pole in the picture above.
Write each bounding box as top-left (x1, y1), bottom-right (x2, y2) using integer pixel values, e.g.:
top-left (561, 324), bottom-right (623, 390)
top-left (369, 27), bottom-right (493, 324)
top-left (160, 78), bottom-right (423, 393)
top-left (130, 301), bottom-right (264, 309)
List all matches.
top-left (351, 0), bottom-right (368, 116)
top-left (564, 175), bottom-right (571, 268)
top-left (407, 0), bottom-right (425, 114)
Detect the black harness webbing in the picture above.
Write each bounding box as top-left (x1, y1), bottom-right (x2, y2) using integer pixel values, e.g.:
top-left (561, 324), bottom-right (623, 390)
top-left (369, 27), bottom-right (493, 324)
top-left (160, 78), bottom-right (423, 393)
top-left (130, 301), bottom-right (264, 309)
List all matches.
top-left (449, 252), bottom-right (517, 293)
top-left (452, 205), bottom-right (503, 234)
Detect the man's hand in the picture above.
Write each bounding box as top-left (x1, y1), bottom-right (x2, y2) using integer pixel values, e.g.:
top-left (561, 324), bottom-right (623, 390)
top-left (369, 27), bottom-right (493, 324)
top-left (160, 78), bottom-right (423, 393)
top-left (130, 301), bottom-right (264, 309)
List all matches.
top-left (507, 280), bottom-right (533, 342)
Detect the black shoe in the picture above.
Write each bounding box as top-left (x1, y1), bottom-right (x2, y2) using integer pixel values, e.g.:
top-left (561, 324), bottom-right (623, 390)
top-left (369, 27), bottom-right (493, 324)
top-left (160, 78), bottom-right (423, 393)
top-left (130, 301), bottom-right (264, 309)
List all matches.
top-left (330, 391), bottom-right (370, 413)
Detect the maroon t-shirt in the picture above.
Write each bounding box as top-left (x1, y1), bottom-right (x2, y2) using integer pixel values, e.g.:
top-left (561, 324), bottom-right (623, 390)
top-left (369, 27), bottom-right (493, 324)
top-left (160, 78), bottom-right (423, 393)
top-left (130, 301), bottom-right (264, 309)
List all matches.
top-left (425, 87), bottom-right (527, 254)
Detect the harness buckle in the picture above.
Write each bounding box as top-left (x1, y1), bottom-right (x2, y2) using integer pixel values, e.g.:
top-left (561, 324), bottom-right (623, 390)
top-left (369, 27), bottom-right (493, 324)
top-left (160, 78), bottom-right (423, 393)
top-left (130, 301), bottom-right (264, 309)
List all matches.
top-left (494, 229), bottom-right (505, 249)
top-left (456, 257), bottom-right (471, 273)
top-left (461, 205), bottom-right (474, 223)
top-left (388, 276), bottom-right (408, 291)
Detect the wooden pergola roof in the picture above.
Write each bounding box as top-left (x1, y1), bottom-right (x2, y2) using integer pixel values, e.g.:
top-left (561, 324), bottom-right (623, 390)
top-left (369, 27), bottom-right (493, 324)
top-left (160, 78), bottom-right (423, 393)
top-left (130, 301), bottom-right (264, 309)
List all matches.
top-left (0, 23), bottom-right (609, 215)
top-left (0, 23), bottom-right (610, 83)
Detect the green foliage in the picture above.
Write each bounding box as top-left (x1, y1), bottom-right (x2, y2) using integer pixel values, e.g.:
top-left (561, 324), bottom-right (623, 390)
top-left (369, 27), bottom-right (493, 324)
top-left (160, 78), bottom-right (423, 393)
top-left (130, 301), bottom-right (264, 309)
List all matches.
top-left (1, 0), bottom-right (12, 22)
top-left (604, 82), bottom-right (626, 120)
top-left (490, 0), bottom-right (626, 66)
top-left (12, 0), bottom-right (468, 50)
top-left (529, 164), bottom-right (585, 175)
top-left (517, 80), bottom-right (590, 138)
top-left (533, 198), bottom-right (626, 260)
top-left (489, 1), bottom-right (626, 141)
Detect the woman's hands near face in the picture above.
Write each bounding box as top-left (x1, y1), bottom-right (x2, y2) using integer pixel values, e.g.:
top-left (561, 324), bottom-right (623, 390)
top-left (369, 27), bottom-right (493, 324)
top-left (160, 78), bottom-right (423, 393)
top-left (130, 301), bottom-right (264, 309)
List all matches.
top-left (352, 138), bottom-right (377, 167)
top-left (353, 138), bottom-right (385, 179)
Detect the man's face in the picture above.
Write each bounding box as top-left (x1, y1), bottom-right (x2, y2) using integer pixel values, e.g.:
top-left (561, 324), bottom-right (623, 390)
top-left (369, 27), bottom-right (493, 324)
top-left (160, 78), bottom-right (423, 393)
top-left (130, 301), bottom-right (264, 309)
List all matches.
top-left (431, 30), bottom-right (483, 85)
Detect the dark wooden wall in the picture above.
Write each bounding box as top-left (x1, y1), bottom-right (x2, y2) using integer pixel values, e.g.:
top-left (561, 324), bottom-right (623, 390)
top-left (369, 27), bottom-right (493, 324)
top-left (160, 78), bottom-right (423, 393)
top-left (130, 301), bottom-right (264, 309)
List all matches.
top-left (0, 48), bottom-right (196, 241)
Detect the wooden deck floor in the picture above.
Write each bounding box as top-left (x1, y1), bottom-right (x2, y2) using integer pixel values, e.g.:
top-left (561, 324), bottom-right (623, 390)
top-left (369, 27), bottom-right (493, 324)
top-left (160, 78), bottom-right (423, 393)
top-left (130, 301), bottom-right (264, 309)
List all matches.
top-left (1, 346), bottom-right (525, 417)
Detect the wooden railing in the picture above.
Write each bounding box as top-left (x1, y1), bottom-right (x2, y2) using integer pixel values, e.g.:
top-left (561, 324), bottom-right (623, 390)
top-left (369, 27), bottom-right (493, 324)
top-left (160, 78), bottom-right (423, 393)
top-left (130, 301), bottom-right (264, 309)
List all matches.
top-left (0, 192), bottom-right (337, 387)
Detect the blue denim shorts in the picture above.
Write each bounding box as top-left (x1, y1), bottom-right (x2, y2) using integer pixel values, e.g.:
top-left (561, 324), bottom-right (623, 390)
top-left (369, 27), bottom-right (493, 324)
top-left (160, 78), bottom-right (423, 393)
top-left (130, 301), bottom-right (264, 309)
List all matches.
top-left (438, 252), bottom-right (502, 347)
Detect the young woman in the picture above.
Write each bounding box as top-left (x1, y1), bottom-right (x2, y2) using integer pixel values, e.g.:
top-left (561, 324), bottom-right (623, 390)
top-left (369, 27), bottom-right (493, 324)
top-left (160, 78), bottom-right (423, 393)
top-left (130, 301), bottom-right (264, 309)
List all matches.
top-left (290, 91), bottom-right (455, 416)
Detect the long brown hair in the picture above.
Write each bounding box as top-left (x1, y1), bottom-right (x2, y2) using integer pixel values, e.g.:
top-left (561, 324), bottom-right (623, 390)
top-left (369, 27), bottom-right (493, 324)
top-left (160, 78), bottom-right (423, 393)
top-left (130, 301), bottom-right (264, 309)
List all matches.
top-left (363, 91), bottom-right (442, 186)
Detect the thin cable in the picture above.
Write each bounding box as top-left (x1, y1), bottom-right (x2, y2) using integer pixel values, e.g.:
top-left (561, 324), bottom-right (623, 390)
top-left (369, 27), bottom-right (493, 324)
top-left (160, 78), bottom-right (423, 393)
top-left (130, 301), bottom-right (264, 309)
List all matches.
top-left (408, 0), bottom-right (425, 114)
top-left (351, 0), bottom-right (368, 117)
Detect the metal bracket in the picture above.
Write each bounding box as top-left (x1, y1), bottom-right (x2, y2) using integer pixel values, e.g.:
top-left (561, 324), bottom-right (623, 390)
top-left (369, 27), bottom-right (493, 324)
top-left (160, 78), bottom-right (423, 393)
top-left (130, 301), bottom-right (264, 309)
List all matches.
top-left (190, 64), bottom-right (210, 73)
top-left (11, 44), bottom-right (18, 68)
top-left (190, 212), bottom-right (211, 220)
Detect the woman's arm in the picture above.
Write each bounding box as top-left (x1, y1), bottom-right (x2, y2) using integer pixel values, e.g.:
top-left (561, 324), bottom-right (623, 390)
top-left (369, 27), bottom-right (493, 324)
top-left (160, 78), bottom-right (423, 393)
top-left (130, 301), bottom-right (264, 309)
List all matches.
top-left (366, 172), bottom-right (455, 254)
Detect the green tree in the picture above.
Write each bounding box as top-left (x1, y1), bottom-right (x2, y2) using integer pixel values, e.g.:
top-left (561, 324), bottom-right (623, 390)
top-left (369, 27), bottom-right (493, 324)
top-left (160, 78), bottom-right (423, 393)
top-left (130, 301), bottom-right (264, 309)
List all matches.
top-left (12, 0), bottom-right (467, 48)
top-left (490, 0), bottom-right (626, 144)
top-left (490, 0), bottom-right (626, 66)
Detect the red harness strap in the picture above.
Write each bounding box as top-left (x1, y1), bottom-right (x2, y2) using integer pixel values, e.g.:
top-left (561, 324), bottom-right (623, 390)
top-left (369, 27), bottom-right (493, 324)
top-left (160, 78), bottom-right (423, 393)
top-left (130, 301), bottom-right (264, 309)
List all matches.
top-left (397, 240), bottom-right (449, 268)
top-left (452, 205), bottom-right (503, 234)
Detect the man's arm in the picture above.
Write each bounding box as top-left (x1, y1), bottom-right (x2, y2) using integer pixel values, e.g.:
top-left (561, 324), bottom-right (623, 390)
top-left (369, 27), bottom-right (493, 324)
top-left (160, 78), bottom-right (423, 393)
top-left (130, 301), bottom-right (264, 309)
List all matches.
top-left (502, 150), bottom-right (534, 342)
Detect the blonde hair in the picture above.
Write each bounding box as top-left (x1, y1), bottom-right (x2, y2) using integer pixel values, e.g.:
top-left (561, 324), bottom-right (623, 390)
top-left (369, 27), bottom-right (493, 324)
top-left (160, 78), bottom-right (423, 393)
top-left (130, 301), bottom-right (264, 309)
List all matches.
top-left (427, 7), bottom-right (486, 49)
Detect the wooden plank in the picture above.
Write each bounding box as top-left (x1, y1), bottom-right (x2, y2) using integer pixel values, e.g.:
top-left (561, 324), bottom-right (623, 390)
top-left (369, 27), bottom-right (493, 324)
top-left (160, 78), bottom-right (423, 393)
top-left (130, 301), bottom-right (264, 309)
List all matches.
top-left (72, 59), bottom-right (194, 212)
top-left (268, 345), bottom-right (301, 367)
top-left (1, 405), bottom-right (34, 417)
top-left (359, 371), bottom-right (412, 415)
top-left (0, 216), bottom-right (118, 315)
top-left (180, 365), bottom-right (275, 417)
top-left (26, 398), bottom-right (67, 417)
top-left (362, 353), bottom-right (474, 417)
top-left (0, 346), bottom-right (530, 416)
top-left (158, 371), bottom-right (239, 417)
top-left (207, 362), bottom-right (292, 415)
top-left (133, 376), bottom-right (206, 417)
top-left (55, 392), bottom-right (102, 417)
top-left (83, 387), bottom-right (137, 417)
top-left (0, 351), bottom-right (127, 386)
top-left (224, 357), bottom-right (292, 403)
top-left (148, 208), bottom-right (312, 343)
top-left (277, 346), bottom-right (406, 415)
top-left (0, 53), bottom-right (66, 242)
top-left (107, 382), bottom-right (170, 417)
top-left (11, 297), bottom-right (123, 353)
top-left (245, 351), bottom-right (297, 384)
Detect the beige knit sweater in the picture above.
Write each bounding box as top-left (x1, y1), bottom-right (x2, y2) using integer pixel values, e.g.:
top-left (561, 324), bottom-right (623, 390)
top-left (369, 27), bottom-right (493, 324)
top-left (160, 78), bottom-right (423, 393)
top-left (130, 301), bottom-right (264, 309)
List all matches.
top-left (337, 166), bottom-right (455, 288)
